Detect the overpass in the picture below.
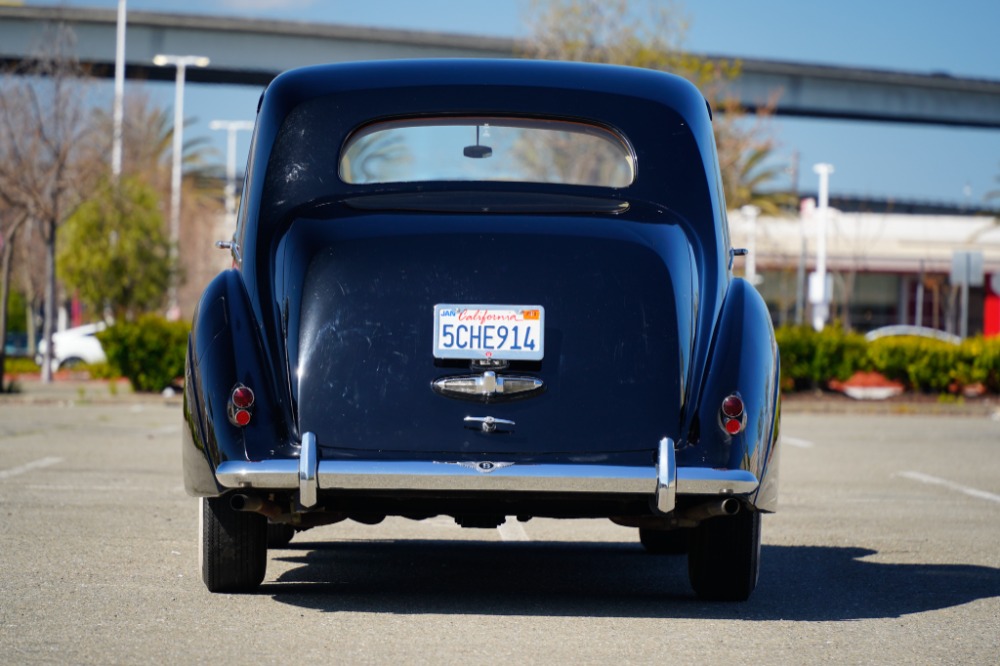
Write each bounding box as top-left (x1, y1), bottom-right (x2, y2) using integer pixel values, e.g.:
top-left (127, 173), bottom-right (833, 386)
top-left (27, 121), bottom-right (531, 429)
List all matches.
top-left (2, 5), bottom-right (1000, 129)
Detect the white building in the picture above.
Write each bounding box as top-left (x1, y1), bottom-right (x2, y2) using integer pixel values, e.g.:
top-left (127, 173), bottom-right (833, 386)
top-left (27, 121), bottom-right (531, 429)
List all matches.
top-left (729, 201), bottom-right (1000, 336)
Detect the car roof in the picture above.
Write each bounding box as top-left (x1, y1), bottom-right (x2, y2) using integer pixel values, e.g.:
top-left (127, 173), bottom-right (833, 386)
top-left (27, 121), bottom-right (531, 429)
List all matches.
top-left (247, 60), bottom-right (721, 226)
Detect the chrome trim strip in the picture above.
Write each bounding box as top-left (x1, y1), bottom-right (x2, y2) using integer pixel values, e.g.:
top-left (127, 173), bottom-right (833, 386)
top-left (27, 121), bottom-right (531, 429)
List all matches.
top-left (216, 457), bottom-right (759, 499)
top-left (433, 371), bottom-right (544, 400)
top-left (676, 468), bottom-right (760, 495)
top-left (299, 432), bottom-right (318, 508)
top-left (654, 437), bottom-right (676, 514)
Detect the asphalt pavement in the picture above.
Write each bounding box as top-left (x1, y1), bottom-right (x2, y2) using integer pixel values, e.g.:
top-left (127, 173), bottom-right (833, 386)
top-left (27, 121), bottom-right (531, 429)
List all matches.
top-left (1, 383), bottom-right (998, 664)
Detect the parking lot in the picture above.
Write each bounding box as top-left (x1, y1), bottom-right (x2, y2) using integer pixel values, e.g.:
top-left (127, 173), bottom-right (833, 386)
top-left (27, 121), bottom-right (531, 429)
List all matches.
top-left (1, 392), bottom-right (998, 664)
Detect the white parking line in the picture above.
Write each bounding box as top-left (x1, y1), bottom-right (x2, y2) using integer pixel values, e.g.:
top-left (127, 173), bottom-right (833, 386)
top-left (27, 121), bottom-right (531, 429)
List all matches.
top-left (783, 436), bottom-right (815, 449)
top-left (27, 485), bottom-right (151, 492)
top-left (897, 471), bottom-right (1000, 504)
top-left (497, 520), bottom-right (531, 542)
top-left (0, 457), bottom-right (63, 480)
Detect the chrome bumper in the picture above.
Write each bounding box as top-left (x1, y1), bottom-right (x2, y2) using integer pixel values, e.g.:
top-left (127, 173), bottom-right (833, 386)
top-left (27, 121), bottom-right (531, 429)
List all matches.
top-left (215, 433), bottom-right (760, 514)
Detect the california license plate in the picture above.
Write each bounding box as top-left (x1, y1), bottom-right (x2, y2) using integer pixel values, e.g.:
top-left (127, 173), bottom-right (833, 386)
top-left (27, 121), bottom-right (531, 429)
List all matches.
top-left (433, 304), bottom-right (544, 361)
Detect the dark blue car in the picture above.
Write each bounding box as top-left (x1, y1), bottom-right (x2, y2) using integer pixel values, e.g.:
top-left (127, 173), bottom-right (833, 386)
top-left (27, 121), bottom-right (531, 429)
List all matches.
top-left (183, 59), bottom-right (781, 600)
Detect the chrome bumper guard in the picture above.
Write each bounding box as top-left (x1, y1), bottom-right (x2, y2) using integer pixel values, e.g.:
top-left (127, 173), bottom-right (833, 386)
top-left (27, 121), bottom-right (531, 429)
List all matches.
top-left (215, 433), bottom-right (760, 514)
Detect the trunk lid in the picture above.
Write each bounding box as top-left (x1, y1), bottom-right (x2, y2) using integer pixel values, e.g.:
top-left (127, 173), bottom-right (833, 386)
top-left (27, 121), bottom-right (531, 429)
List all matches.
top-left (286, 213), bottom-right (693, 460)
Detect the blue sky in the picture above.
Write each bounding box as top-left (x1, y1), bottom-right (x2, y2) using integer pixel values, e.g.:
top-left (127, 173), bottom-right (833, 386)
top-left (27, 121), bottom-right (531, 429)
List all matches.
top-left (42, 0), bottom-right (1000, 206)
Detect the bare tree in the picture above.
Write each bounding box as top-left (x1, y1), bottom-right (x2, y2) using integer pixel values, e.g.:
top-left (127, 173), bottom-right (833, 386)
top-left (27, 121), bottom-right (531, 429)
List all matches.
top-left (0, 25), bottom-right (98, 381)
top-left (0, 205), bottom-right (29, 386)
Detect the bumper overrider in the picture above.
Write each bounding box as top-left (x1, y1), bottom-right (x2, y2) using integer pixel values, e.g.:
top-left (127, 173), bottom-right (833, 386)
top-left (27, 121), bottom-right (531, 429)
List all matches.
top-left (215, 435), bottom-right (760, 513)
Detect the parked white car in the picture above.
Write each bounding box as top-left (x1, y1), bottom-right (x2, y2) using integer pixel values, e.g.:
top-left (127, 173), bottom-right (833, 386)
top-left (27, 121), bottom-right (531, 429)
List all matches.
top-left (36, 323), bottom-right (107, 369)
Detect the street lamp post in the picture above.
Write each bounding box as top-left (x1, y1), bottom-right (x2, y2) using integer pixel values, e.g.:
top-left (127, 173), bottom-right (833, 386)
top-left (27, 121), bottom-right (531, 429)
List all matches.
top-left (740, 204), bottom-right (760, 286)
top-left (209, 120), bottom-right (254, 232)
top-left (111, 0), bottom-right (127, 179)
top-left (811, 163), bottom-right (835, 331)
top-left (153, 53), bottom-right (210, 319)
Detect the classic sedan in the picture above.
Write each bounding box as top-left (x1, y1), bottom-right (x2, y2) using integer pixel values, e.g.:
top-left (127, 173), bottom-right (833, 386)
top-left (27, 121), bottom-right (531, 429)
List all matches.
top-left (183, 59), bottom-right (781, 600)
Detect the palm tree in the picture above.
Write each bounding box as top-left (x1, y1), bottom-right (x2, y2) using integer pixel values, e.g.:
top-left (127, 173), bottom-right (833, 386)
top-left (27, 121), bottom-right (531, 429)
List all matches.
top-left (723, 144), bottom-right (798, 216)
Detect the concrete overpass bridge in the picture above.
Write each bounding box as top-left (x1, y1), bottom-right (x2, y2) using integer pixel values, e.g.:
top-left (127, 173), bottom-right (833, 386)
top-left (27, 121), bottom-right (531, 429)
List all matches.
top-left (2, 5), bottom-right (1000, 129)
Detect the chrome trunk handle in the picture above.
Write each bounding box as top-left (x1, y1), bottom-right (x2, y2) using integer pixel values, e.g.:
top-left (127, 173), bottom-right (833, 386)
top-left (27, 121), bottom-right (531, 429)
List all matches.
top-left (463, 416), bottom-right (515, 433)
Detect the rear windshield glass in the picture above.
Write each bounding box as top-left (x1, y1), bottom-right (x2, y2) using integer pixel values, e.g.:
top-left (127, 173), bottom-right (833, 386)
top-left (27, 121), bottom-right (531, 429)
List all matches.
top-left (340, 117), bottom-right (635, 188)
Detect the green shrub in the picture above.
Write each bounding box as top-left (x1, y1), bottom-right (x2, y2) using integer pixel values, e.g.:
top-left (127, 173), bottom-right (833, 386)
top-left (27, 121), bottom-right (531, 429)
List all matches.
top-left (815, 326), bottom-right (869, 384)
top-left (775, 325), bottom-right (867, 390)
top-left (864, 336), bottom-right (914, 385)
top-left (867, 337), bottom-right (963, 393)
top-left (3, 356), bottom-right (40, 375)
top-left (97, 316), bottom-right (189, 392)
top-left (902, 340), bottom-right (959, 393)
top-left (774, 326), bottom-right (816, 390)
top-left (777, 328), bottom-right (1000, 395)
top-left (962, 337), bottom-right (1000, 393)
top-left (83, 362), bottom-right (120, 380)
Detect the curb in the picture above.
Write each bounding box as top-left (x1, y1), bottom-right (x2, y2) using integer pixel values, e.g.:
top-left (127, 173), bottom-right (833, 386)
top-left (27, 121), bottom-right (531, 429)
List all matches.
top-left (0, 376), bottom-right (182, 407)
top-left (782, 392), bottom-right (1000, 418)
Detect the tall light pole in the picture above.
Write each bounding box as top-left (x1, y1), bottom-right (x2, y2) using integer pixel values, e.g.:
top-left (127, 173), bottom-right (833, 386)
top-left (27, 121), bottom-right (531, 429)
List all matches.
top-left (209, 120), bottom-right (254, 231)
top-left (811, 163), bottom-right (835, 331)
top-left (740, 204), bottom-right (760, 286)
top-left (153, 53), bottom-right (210, 319)
top-left (111, 0), bottom-right (127, 179)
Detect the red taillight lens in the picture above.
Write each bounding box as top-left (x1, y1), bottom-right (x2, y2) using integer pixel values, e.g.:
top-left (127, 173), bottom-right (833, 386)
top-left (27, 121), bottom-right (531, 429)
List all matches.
top-left (233, 408), bottom-right (252, 427)
top-left (721, 394), bottom-right (744, 418)
top-left (232, 385), bottom-right (255, 409)
top-left (723, 417), bottom-right (743, 435)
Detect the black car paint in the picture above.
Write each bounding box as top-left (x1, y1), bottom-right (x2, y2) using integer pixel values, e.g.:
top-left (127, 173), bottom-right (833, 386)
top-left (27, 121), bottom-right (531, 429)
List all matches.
top-left (182, 59), bottom-right (778, 514)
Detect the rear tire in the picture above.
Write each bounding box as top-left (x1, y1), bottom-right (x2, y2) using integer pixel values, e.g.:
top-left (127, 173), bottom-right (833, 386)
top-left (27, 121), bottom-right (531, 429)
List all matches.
top-left (200, 497), bottom-right (267, 593)
top-left (687, 509), bottom-right (761, 601)
top-left (639, 527), bottom-right (689, 554)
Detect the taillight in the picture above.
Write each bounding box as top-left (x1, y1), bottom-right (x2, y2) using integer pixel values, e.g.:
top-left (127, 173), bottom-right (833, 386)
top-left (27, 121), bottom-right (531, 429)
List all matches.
top-left (232, 408), bottom-right (252, 427)
top-left (228, 384), bottom-right (255, 427)
top-left (720, 393), bottom-right (745, 435)
top-left (232, 385), bottom-right (255, 409)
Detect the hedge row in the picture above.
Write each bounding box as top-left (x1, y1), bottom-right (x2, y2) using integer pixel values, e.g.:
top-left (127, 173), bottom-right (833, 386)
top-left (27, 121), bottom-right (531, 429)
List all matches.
top-left (775, 326), bottom-right (1000, 394)
top-left (13, 318), bottom-right (999, 396)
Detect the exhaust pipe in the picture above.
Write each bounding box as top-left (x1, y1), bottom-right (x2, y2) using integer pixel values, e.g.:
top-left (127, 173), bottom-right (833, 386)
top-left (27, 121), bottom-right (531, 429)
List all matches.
top-left (229, 494), bottom-right (351, 528)
top-left (230, 494), bottom-right (283, 520)
top-left (678, 498), bottom-right (741, 523)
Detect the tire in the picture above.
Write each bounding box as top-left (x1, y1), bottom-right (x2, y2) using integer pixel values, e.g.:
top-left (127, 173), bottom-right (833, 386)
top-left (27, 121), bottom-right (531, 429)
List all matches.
top-left (266, 522), bottom-right (296, 548)
top-left (687, 509), bottom-right (761, 601)
top-left (639, 527), bottom-right (689, 555)
top-left (59, 356), bottom-right (85, 370)
top-left (200, 497), bottom-right (268, 593)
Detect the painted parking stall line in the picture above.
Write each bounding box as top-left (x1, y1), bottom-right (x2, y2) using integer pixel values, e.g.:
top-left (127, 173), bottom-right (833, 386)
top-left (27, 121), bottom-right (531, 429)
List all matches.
top-left (0, 457), bottom-right (63, 480)
top-left (783, 436), bottom-right (815, 449)
top-left (897, 471), bottom-right (1000, 504)
top-left (497, 520), bottom-right (531, 542)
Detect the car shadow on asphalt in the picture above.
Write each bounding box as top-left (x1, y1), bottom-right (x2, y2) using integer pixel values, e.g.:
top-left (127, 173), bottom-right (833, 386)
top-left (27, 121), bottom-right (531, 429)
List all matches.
top-left (262, 539), bottom-right (1000, 620)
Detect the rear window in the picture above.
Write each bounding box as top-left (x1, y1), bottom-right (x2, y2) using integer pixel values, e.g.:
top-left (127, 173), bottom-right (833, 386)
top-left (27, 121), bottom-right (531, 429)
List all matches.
top-left (340, 117), bottom-right (635, 188)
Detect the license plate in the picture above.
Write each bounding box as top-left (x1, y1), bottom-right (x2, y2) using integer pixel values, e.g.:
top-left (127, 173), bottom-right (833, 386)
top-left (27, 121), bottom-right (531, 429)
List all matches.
top-left (433, 304), bottom-right (544, 361)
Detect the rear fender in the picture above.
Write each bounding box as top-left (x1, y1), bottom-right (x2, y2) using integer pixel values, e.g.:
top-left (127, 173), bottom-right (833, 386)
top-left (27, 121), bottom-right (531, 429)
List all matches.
top-left (687, 278), bottom-right (781, 511)
top-left (182, 270), bottom-right (291, 497)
